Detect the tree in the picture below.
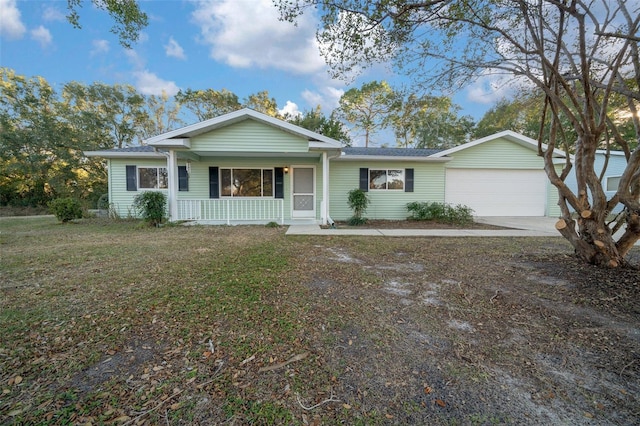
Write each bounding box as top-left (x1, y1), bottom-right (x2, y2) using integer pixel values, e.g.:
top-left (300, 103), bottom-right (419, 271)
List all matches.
top-left (286, 106), bottom-right (351, 145)
top-left (336, 80), bottom-right (398, 147)
top-left (62, 82), bottom-right (147, 148)
top-left (66, 0), bottom-right (148, 48)
top-left (175, 88), bottom-right (241, 122)
top-left (243, 91), bottom-right (280, 117)
top-left (0, 68), bottom-right (70, 206)
top-left (278, 0), bottom-right (640, 268)
top-left (138, 92), bottom-right (185, 139)
top-left (392, 93), bottom-right (474, 149)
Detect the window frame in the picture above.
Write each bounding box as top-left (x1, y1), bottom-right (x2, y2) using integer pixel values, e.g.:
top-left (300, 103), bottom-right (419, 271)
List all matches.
top-left (606, 175), bottom-right (621, 192)
top-left (369, 168), bottom-right (405, 191)
top-left (220, 167), bottom-right (275, 198)
top-left (137, 166), bottom-right (168, 190)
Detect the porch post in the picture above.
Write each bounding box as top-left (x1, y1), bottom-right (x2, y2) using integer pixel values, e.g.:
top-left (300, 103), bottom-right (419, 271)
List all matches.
top-left (167, 149), bottom-right (178, 221)
top-left (322, 151), bottom-right (329, 226)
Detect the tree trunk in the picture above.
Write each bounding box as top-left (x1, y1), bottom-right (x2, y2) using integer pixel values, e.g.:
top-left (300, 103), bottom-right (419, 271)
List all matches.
top-left (555, 215), bottom-right (638, 268)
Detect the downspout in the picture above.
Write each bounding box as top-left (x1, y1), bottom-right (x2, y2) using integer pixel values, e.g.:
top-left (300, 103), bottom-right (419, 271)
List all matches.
top-left (323, 150), bottom-right (342, 227)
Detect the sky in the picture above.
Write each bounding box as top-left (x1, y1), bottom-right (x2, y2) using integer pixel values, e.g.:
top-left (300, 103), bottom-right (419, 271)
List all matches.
top-left (0, 0), bottom-right (504, 124)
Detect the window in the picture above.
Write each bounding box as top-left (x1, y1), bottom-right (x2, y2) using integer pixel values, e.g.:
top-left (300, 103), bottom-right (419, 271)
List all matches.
top-left (220, 168), bottom-right (274, 197)
top-left (138, 167), bottom-right (168, 189)
top-left (369, 169), bottom-right (404, 190)
top-left (606, 176), bottom-right (621, 192)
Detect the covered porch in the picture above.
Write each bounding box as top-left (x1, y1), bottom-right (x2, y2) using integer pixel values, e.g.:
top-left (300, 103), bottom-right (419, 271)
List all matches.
top-left (176, 198), bottom-right (285, 224)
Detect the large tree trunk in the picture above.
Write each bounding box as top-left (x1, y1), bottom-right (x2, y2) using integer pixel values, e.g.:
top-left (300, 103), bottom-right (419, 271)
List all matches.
top-left (546, 134), bottom-right (640, 268)
top-left (554, 215), bottom-right (635, 268)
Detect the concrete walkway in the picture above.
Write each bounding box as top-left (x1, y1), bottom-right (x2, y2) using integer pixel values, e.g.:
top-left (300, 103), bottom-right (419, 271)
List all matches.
top-left (286, 217), bottom-right (561, 237)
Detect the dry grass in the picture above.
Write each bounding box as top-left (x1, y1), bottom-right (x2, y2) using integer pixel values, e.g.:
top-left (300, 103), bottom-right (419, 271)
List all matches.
top-left (1, 217), bottom-right (638, 425)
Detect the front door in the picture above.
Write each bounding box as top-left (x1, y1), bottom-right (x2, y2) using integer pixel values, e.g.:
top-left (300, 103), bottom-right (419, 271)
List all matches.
top-left (291, 166), bottom-right (315, 219)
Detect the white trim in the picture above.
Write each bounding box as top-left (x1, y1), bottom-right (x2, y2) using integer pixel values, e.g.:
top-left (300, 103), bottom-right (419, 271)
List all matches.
top-left (167, 150), bottom-right (178, 221)
top-left (291, 165), bottom-right (316, 219)
top-left (137, 166), bottom-right (169, 190)
top-left (218, 167), bottom-right (276, 198)
top-left (151, 138), bottom-right (191, 148)
top-left (322, 152), bottom-right (329, 225)
top-left (596, 150), bottom-right (626, 156)
top-left (144, 108), bottom-right (342, 149)
top-left (84, 151), bottom-right (164, 159)
top-left (430, 130), bottom-right (570, 159)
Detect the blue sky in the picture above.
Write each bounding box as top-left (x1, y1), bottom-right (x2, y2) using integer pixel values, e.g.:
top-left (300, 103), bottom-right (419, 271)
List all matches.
top-left (0, 0), bottom-right (504, 123)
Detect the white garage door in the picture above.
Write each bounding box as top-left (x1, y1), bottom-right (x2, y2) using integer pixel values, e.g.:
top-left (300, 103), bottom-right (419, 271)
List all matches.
top-left (445, 169), bottom-right (547, 216)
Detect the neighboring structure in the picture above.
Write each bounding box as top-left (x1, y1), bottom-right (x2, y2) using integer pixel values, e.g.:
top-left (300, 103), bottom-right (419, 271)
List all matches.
top-left (564, 149), bottom-right (628, 214)
top-left (85, 109), bottom-right (568, 224)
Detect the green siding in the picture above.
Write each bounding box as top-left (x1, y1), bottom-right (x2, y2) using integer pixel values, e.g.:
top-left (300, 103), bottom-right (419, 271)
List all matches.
top-left (111, 156), bottom-right (325, 222)
top-left (109, 158), bottom-right (172, 218)
top-left (190, 120), bottom-right (309, 153)
top-left (329, 161), bottom-right (445, 221)
top-left (445, 138), bottom-right (545, 169)
top-left (182, 156), bottom-right (323, 221)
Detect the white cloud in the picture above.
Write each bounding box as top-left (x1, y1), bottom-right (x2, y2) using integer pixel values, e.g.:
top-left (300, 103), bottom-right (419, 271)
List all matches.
top-left (133, 70), bottom-right (180, 96)
top-left (279, 101), bottom-right (301, 118)
top-left (124, 48), bottom-right (146, 69)
top-left (0, 0), bottom-right (26, 39)
top-left (465, 72), bottom-right (518, 105)
top-left (91, 39), bottom-right (110, 56)
top-left (31, 25), bottom-right (52, 48)
top-left (42, 5), bottom-right (65, 22)
top-left (191, 0), bottom-right (325, 74)
top-left (301, 86), bottom-right (344, 113)
top-left (165, 37), bottom-right (186, 60)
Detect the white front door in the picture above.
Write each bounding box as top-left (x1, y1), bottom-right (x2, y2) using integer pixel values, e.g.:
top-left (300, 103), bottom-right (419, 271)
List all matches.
top-left (291, 166), bottom-right (315, 219)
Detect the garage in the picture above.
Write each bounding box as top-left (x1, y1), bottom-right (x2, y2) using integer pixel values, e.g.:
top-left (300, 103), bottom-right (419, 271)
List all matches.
top-left (445, 168), bottom-right (547, 216)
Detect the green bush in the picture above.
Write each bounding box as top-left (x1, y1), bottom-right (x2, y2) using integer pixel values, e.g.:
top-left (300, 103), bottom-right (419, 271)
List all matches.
top-left (133, 191), bottom-right (167, 227)
top-left (49, 197), bottom-right (83, 223)
top-left (347, 188), bottom-right (370, 226)
top-left (406, 201), bottom-right (475, 225)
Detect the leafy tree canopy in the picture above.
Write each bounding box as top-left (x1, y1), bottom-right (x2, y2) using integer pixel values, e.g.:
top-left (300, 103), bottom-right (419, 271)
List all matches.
top-left (66, 0), bottom-right (148, 48)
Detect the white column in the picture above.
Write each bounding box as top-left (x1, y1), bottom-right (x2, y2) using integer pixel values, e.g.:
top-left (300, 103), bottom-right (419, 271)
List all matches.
top-left (322, 151), bottom-right (329, 225)
top-left (167, 149), bottom-right (178, 221)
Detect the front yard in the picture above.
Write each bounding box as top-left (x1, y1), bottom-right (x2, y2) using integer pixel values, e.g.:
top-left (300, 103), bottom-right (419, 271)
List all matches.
top-left (1, 217), bottom-right (638, 424)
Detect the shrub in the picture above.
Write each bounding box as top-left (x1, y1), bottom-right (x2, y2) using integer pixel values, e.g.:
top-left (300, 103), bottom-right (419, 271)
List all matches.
top-left (406, 201), bottom-right (474, 225)
top-left (49, 197), bottom-right (83, 223)
top-left (133, 191), bottom-right (167, 227)
top-left (347, 188), bottom-right (370, 226)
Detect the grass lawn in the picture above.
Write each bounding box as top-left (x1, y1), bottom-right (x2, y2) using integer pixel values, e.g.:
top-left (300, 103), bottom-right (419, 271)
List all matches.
top-left (1, 217), bottom-right (638, 425)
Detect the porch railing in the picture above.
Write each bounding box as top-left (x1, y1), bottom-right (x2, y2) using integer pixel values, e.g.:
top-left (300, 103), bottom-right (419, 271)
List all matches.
top-left (176, 199), bottom-right (284, 224)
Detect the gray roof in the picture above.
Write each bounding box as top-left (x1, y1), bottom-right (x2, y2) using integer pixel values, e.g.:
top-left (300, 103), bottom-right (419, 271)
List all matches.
top-left (342, 147), bottom-right (442, 157)
top-left (102, 145), bottom-right (156, 153)
top-left (95, 145), bottom-right (444, 157)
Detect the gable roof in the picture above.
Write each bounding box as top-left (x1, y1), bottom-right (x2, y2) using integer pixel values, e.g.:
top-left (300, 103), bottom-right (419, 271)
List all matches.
top-left (430, 130), bottom-right (570, 159)
top-left (144, 108), bottom-right (342, 150)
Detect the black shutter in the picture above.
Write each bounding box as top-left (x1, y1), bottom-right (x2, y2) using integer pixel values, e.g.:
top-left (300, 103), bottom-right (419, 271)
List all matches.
top-left (126, 165), bottom-right (137, 191)
top-left (178, 166), bottom-right (189, 192)
top-left (209, 167), bottom-right (219, 198)
top-left (274, 167), bottom-right (284, 199)
top-left (405, 168), bottom-right (414, 192)
top-left (359, 168), bottom-right (369, 192)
